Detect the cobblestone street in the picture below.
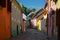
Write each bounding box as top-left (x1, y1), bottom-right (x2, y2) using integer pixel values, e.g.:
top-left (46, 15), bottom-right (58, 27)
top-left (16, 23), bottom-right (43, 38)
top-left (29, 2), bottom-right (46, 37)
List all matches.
top-left (8, 29), bottom-right (57, 40)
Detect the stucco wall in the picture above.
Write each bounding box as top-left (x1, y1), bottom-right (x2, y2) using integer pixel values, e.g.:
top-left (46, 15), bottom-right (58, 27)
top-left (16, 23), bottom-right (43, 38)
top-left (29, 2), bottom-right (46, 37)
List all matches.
top-left (11, 1), bottom-right (22, 37)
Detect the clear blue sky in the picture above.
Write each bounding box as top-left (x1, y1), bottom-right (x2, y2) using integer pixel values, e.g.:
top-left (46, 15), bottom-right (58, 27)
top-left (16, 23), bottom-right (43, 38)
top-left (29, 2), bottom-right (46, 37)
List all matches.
top-left (17, 0), bottom-right (47, 10)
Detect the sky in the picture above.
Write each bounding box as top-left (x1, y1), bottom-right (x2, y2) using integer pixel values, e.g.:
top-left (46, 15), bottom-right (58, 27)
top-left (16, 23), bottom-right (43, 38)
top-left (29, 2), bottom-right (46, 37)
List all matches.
top-left (17, 0), bottom-right (47, 10)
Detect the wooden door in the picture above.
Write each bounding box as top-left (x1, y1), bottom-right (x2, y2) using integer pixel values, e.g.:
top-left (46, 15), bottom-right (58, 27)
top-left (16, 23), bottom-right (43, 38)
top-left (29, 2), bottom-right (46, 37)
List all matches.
top-left (0, 8), bottom-right (5, 40)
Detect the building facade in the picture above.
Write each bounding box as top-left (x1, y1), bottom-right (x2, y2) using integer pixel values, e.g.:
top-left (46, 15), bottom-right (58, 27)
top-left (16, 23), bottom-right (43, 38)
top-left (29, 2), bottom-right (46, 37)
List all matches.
top-left (11, 0), bottom-right (23, 37)
top-left (0, 0), bottom-right (11, 40)
top-left (44, 0), bottom-right (57, 37)
top-left (28, 9), bottom-right (45, 31)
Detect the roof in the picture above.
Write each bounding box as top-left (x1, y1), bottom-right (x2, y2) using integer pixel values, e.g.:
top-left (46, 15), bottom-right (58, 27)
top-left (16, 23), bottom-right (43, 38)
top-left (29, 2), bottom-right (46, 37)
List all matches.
top-left (27, 12), bottom-right (34, 20)
top-left (27, 9), bottom-right (44, 20)
top-left (32, 8), bottom-right (44, 18)
top-left (27, 12), bottom-right (34, 17)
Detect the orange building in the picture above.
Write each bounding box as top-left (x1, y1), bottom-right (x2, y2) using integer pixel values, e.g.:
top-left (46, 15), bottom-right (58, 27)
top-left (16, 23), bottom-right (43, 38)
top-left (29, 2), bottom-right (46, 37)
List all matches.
top-left (0, 0), bottom-right (11, 40)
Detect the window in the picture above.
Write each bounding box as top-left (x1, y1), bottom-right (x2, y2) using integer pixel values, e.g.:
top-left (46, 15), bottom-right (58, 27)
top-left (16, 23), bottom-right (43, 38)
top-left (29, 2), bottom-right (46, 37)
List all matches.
top-left (0, 6), bottom-right (2, 13)
top-left (0, 0), bottom-right (6, 7)
top-left (7, 0), bottom-right (11, 12)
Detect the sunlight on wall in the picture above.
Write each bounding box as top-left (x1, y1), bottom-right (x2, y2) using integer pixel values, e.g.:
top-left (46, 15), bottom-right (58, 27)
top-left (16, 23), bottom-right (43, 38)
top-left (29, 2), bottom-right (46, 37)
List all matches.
top-left (31, 19), bottom-right (37, 26)
top-left (56, 0), bottom-right (60, 9)
top-left (43, 14), bottom-right (47, 19)
top-left (37, 20), bottom-right (41, 31)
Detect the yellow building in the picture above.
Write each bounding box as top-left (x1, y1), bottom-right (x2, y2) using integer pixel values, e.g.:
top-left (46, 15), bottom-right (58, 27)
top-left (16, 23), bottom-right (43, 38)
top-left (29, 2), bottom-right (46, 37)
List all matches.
top-left (37, 20), bottom-right (41, 31)
top-left (56, 0), bottom-right (60, 9)
top-left (32, 9), bottom-right (44, 31)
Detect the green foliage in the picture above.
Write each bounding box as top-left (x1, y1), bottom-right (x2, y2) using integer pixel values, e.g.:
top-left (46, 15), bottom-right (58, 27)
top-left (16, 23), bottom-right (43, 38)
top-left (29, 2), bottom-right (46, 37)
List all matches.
top-left (22, 4), bottom-right (36, 16)
top-left (31, 8), bottom-right (36, 12)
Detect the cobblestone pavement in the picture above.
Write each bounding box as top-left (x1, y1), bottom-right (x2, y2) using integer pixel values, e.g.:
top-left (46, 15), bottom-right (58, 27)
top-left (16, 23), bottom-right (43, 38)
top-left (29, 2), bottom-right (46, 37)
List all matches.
top-left (8, 29), bottom-right (57, 40)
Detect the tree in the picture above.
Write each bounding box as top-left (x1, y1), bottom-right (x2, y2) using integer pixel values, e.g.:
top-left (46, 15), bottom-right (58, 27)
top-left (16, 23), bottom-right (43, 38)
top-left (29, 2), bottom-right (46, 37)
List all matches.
top-left (22, 4), bottom-right (36, 16)
top-left (31, 8), bottom-right (36, 12)
top-left (22, 4), bottom-right (31, 15)
top-left (26, 8), bottom-right (31, 15)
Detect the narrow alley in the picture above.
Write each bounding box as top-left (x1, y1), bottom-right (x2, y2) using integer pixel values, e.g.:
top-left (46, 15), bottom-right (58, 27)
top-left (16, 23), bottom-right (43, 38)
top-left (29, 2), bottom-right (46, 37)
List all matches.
top-left (8, 28), bottom-right (57, 40)
top-left (0, 0), bottom-right (59, 40)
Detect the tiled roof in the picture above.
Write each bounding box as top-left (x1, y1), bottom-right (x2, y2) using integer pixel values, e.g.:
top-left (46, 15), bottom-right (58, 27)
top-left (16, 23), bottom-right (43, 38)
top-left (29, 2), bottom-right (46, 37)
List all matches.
top-left (32, 9), bottom-right (44, 18)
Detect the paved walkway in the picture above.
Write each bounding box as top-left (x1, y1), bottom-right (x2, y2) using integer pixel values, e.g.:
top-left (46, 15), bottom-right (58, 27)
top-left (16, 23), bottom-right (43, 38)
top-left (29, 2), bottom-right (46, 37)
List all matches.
top-left (8, 29), bottom-right (57, 40)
